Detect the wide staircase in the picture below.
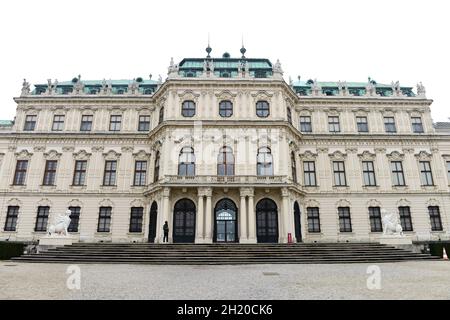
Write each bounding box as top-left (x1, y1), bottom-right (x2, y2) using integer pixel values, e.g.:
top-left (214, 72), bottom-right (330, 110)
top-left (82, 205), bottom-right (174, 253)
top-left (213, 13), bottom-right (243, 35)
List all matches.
top-left (12, 242), bottom-right (440, 264)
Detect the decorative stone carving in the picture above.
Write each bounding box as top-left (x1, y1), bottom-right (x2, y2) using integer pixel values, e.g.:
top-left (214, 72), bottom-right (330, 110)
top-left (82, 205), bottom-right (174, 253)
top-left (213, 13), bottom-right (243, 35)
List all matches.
top-left (358, 151), bottom-right (376, 161)
top-left (128, 79), bottom-right (139, 95)
top-left (417, 82), bottom-right (426, 98)
top-left (43, 150), bottom-right (62, 160)
top-left (21, 79), bottom-right (31, 96)
top-left (329, 150), bottom-right (347, 161)
top-left (47, 209), bottom-right (71, 236)
top-left (299, 150), bottom-right (318, 160)
top-left (15, 149), bottom-right (33, 160)
top-left (311, 79), bottom-right (322, 96)
top-left (381, 209), bottom-right (403, 236)
top-left (414, 151), bottom-right (432, 161)
top-left (386, 151), bottom-right (404, 161)
top-left (73, 149), bottom-right (91, 160)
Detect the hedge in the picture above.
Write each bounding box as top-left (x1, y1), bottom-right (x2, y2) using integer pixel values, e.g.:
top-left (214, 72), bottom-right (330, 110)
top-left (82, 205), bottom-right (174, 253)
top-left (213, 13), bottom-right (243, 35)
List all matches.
top-left (0, 241), bottom-right (25, 260)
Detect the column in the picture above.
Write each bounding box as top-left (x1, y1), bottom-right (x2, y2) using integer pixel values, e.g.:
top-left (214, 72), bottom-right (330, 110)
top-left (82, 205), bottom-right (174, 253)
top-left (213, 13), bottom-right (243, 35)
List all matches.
top-left (281, 187), bottom-right (290, 243)
top-left (195, 189), bottom-right (204, 243)
top-left (161, 187), bottom-right (171, 243)
top-left (204, 188), bottom-right (213, 243)
top-left (247, 188), bottom-right (256, 243)
top-left (239, 188), bottom-right (248, 243)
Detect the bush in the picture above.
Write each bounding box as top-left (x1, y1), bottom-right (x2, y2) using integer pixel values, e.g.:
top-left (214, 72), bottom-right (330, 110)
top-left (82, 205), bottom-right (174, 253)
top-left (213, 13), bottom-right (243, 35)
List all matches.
top-left (0, 241), bottom-right (25, 260)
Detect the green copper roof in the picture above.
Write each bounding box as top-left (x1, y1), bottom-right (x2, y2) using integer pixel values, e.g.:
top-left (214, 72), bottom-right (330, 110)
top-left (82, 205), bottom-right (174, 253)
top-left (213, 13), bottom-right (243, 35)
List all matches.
top-left (179, 58), bottom-right (272, 70)
top-left (0, 120), bottom-right (13, 126)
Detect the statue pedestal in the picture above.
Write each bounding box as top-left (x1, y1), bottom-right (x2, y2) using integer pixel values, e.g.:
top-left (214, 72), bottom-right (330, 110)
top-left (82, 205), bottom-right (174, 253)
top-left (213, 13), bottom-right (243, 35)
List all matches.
top-left (39, 235), bottom-right (74, 247)
top-left (379, 235), bottom-right (412, 246)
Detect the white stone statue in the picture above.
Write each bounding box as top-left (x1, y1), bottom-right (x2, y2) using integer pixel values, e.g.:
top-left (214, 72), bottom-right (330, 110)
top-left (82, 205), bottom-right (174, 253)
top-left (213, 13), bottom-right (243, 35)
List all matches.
top-left (417, 82), bottom-right (426, 97)
top-left (73, 76), bottom-right (84, 94)
top-left (272, 59), bottom-right (283, 74)
top-left (21, 79), bottom-right (31, 96)
top-left (381, 209), bottom-right (403, 236)
top-left (128, 78), bottom-right (139, 94)
top-left (365, 80), bottom-right (377, 97)
top-left (311, 79), bottom-right (322, 96)
top-left (158, 74), bottom-right (163, 85)
top-left (47, 209), bottom-right (72, 236)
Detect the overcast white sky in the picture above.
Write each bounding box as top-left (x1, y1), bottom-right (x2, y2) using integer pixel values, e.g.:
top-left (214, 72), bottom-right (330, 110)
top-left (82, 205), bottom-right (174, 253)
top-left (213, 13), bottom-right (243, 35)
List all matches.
top-left (0, 0), bottom-right (448, 121)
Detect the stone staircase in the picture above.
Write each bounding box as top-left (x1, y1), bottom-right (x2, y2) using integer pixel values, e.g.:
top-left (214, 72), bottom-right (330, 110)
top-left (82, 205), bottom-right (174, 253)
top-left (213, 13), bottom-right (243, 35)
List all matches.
top-left (11, 242), bottom-right (440, 264)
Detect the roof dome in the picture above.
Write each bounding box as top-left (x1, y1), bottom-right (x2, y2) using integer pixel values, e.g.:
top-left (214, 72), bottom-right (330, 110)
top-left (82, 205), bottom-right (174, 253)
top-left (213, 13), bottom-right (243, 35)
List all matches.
top-left (222, 52), bottom-right (231, 58)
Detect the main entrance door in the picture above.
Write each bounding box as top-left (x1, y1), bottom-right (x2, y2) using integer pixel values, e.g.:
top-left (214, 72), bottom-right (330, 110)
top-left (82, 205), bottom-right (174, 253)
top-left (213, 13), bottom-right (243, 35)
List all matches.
top-left (148, 201), bottom-right (158, 243)
top-left (214, 199), bottom-right (238, 243)
top-left (294, 201), bottom-right (302, 242)
top-left (256, 198), bottom-right (279, 243)
top-left (173, 199), bottom-right (196, 243)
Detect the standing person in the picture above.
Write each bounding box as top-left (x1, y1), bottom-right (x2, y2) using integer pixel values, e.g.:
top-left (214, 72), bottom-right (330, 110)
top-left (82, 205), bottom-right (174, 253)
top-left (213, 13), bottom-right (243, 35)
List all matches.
top-left (163, 221), bottom-right (169, 243)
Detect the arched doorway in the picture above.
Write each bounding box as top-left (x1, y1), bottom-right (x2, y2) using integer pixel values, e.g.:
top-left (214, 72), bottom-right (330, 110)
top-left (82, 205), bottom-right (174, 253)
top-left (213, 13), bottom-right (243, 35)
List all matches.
top-left (294, 201), bottom-right (302, 242)
top-left (256, 198), bottom-right (279, 243)
top-left (173, 199), bottom-right (196, 243)
top-left (214, 199), bottom-right (238, 243)
top-left (148, 202), bottom-right (158, 243)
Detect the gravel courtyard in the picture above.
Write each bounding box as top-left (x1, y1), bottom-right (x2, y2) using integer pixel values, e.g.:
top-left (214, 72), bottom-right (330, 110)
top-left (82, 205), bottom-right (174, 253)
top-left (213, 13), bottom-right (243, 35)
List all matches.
top-left (1, 261), bottom-right (449, 300)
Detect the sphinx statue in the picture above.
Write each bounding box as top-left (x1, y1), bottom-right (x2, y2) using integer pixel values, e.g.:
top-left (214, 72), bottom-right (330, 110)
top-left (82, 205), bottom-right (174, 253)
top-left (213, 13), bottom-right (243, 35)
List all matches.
top-left (381, 209), bottom-right (403, 236)
top-left (47, 209), bottom-right (72, 236)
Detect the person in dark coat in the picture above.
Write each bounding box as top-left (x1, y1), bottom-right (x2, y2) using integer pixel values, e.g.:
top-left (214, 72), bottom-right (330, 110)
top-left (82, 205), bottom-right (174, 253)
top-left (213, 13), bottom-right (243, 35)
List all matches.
top-left (163, 221), bottom-right (169, 243)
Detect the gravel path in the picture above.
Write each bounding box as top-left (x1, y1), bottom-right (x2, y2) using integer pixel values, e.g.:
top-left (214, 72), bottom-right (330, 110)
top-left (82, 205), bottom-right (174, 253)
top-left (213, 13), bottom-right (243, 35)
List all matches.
top-left (1, 261), bottom-right (449, 300)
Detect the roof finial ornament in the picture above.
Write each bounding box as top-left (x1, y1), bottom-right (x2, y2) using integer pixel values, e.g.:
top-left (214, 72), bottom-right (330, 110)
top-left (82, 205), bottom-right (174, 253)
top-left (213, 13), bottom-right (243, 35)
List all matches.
top-left (240, 35), bottom-right (246, 58)
top-left (206, 33), bottom-right (212, 58)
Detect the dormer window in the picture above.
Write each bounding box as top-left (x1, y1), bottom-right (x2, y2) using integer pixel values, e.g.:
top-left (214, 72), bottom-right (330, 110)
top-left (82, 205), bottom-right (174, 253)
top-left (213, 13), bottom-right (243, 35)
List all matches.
top-left (181, 100), bottom-right (196, 117)
top-left (256, 101), bottom-right (270, 118)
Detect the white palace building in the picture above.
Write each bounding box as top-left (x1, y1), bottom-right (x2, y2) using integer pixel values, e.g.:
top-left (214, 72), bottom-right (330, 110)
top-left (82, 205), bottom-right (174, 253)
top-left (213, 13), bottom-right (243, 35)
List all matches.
top-left (1, 45), bottom-right (450, 245)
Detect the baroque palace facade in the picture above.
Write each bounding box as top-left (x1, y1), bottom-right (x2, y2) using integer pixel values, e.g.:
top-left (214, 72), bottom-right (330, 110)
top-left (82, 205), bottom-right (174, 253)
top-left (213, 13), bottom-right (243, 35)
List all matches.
top-left (0, 46), bottom-right (449, 244)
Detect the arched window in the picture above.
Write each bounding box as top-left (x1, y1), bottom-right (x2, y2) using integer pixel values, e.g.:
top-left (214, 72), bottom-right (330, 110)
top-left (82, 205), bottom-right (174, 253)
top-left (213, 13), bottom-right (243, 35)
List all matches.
top-left (291, 152), bottom-right (297, 183)
top-left (181, 100), bottom-right (196, 117)
top-left (257, 147), bottom-right (273, 176)
top-left (219, 100), bottom-right (233, 117)
top-left (154, 151), bottom-right (160, 182)
top-left (217, 147), bottom-right (235, 176)
top-left (178, 147), bottom-right (195, 176)
top-left (256, 100), bottom-right (270, 118)
top-left (158, 107), bottom-right (164, 124)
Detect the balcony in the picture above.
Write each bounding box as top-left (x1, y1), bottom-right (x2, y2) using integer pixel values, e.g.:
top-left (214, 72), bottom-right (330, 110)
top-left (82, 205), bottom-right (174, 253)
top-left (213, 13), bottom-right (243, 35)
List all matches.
top-left (159, 175), bottom-right (289, 187)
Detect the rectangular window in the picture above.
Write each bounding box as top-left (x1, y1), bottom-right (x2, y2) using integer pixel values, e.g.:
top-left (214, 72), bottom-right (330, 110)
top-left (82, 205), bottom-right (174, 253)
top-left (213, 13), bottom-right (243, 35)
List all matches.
top-left (4, 206), bottom-right (19, 231)
top-left (369, 207), bottom-right (382, 232)
top-left (43, 160), bottom-right (57, 186)
top-left (80, 115), bottom-right (93, 131)
top-left (129, 207), bottom-right (144, 233)
top-left (35, 206), bottom-right (49, 232)
top-left (447, 161), bottom-right (450, 185)
top-left (97, 207), bottom-right (112, 232)
top-left (103, 161), bottom-right (117, 186)
top-left (109, 115), bottom-right (122, 132)
top-left (399, 206), bottom-right (413, 231)
top-left (307, 207), bottom-right (321, 233)
top-left (13, 160), bottom-right (28, 185)
top-left (73, 160), bottom-right (87, 186)
top-left (362, 161), bottom-right (376, 186)
top-left (391, 161), bottom-right (405, 186)
top-left (138, 115), bottom-right (151, 132)
top-left (411, 117), bottom-right (424, 133)
top-left (333, 161), bottom-right (347, 186)
top-left (419, 161), bottom-right (434, 186)
top-left (356, 116), bottom-right (369, 132)
top-left (24, 115), bottom-right (37, 131)
top-left (52, 115), bottom-right (65, 131)
top-left (428, 206), bottom-right (443, 231)
top-left (299, 116), bottom-right (312, 133)
top-left (328, 116), bottom-right (340, 133)
top-left (338, 207), bottom-right (352, 232)
top-left (303, 161), bottom-right (317, 186)
top-left (384, 117), bottom-right (396, 133)
top-left (68, 206), bottom-right (81, 233)
top-left (133, 161), bottom-right (147, 186)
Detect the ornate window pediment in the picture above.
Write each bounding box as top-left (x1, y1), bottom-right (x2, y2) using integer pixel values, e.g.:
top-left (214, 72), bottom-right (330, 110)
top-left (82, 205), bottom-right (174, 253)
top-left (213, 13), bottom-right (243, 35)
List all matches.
top-left (99, 199), bottom-right (114, 207)
top-left (352, 108), bottom-right (369, 116)
top-left (178, 90), bottom-right (200, 103)
top-left (305, 199), bottom-right (320, 208)
top-left (336, 199), bottom-right (351, 207)
top-left (358, 151), bottom-right (376, 161)
top-left (68, 199), bottom-right (83, 207)
top-left (7, 198), bottom-right (22, 206)
top-left (15, 149), bottom-right (33, 160)
top-left (387, 151), bottom-right (404, 161)
top-left (367, 199), bottom-right (381, 208)
top-left (80, 106), bottom-right (98, 112)
top-left (38, 198), bottom-right (52, 207)
top-left (397, 198), bottom-right (411, 207)
top-left (133, 150), bottom-right (151, 160)
top-left (43, 150), bottom-right (62, 160)
top-left (382, 108), bottom-right (396, 116)
top-left (324, 108), bottom-right (342, 116)
top-left (299, 150), bottom-right (318, 161)
top-left (426, 198), bottom-right (440, 207)
top-left (103, 150), bottom-right (121, 160)
top-left (251, 90), bottom-right (273, 101)
top-left (130, 199), bottom-right (144, 207)
top-left (329, 150), bottom-right (347, 161)
top-left (215, 90), bottom-right (237, 101)
top-left (73, 150), bottom-right (91, 160)
top-left (415, 151), bottom-right (432, 161)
